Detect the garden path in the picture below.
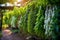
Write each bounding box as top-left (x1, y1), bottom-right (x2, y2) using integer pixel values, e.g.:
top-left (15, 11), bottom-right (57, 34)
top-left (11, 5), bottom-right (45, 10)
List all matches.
top-left (1, 29), bottom-right (25, 40)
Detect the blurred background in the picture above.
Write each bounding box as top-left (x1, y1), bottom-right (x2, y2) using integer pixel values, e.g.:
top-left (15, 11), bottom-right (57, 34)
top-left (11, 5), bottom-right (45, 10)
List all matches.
top-left (0, 0), bottom-right (60, 40)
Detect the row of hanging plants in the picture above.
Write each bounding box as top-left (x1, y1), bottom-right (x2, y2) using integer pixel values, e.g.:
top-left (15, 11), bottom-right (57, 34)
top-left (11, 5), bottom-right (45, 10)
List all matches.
top-left (2, 0), bottom-right (60, 40)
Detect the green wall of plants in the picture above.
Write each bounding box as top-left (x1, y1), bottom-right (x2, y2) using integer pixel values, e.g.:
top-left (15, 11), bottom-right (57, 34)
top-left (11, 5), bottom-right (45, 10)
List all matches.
top-left (2, 0), bottom-right (60, 40)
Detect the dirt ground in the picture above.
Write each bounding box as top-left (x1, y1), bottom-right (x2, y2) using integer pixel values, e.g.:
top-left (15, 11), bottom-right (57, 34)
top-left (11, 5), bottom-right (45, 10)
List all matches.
top-left (1, 29), bottom-right (26, 40)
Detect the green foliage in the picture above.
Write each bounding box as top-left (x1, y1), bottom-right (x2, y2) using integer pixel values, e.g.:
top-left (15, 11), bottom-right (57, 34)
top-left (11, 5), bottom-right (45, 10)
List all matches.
top-left (51, 7), bottom-right (60, 40)
top-left (20, 13), bottom-right (28, 33)
top-left (35, 0), bottom-right (48, 6)
top-left (44, 6), bottom-right (60, 40)
top-left (20, 1), bottom-right (39, 35)
top-left (48, 0), bottom-right (60, 5)
top-left (0, 0), bottom-right (8, 4)
top-left (13, 7), bottom-right (20, 16)
top-left (2, 0), bottom-right (60, 40)
top-left (18, 5), bottom-right (29, 33)
top-left (0, 31), bottom-right (2, 38)
top-left (2, 11), bottom-right (14, 25)
top-left (34, 6), bottom-right (44, 38)
top-left (10, 16), bottom-right (17, 27)
top-left (27, 10), bottom-right (33, 34)
top-left (0, 0), bottom-right (17, 4)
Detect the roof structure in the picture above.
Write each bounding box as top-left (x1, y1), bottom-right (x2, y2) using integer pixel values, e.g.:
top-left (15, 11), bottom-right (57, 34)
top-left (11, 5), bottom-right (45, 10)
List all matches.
top-left (0, 2), bottom-right (21, 10)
